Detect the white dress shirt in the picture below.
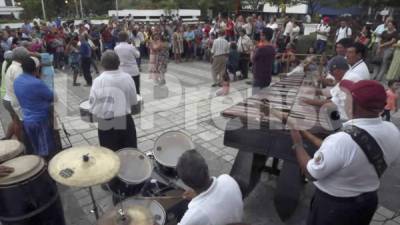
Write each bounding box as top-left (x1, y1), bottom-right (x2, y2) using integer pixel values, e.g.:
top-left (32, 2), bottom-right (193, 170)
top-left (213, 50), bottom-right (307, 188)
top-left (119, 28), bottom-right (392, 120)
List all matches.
top-left (4, 61), bottom-right (23, 119)
top-left (89, 70), bottom-right (137, 119)
top-left (336, 26), bottom-right (352, 43)
top-left (211, 37), bottom-right (229, 57)
top-left (316, 24), bottom-right (331, 41)
top-left (178, 175), bottom-right (243, 225)
top-left (344, 60), bottom-right (370, 81)
top-left (330, 60), bottom-right (370, 120)
top-left (307, 118), bottom-right (400, 197)
top-left (114, 42), bottom-right (140, 77)
top-left (283, 21), bottom-right (294, 36)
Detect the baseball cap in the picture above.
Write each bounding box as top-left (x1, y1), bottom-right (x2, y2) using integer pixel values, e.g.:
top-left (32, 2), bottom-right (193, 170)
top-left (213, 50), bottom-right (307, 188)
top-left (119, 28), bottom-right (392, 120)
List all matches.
top-left (323, 16), bottom-right (330, 23)
top-left (340, 80), bottom-right (386, 111)
top-left (328, 56), bottom-right (349, 73)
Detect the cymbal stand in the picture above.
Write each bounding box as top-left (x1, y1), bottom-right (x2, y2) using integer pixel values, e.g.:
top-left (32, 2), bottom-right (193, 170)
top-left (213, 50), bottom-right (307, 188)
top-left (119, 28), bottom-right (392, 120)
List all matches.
top-left (82, 154), bottom-right (99, 220)
top-left (88, 186), bottom-right (99, 219)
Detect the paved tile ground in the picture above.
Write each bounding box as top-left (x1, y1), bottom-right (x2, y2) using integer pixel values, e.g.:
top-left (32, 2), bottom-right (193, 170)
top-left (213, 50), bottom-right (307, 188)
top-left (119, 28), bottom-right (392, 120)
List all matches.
top-left (1, 60), bottom-right (400, 225)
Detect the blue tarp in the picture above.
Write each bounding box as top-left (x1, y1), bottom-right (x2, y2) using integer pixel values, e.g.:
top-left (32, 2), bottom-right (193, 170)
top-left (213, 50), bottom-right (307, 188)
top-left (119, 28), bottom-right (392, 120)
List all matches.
top-left (317, 5), bottom-right (363, 16)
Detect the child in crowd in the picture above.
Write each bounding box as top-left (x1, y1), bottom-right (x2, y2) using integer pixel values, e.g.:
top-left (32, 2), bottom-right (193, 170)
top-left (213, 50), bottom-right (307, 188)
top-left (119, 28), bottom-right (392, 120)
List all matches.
top-left (227, 42), bottom-right (240, 81)
top-left (382, 80), bottom-right (398, 121)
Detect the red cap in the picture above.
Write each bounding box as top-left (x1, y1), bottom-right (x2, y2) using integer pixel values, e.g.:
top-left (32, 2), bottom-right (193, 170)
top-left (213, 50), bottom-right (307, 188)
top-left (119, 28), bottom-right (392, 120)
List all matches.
top-left (340, 80), bottom-right (386, 111)
top-left (323, 17), bottom-right (330, 23)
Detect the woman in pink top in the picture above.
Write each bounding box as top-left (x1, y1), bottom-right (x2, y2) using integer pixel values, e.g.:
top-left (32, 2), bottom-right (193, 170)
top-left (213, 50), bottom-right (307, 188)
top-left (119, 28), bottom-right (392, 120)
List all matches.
top-left (382, 80), bottom-right (398, 121)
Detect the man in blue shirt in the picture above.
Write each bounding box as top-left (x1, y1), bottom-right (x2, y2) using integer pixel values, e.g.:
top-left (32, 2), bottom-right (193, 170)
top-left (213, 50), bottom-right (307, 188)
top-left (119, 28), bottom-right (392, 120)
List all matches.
top-left (80, 35), bottom-right (93, 86)
top-left (14, 57), bottom-right (55, 159)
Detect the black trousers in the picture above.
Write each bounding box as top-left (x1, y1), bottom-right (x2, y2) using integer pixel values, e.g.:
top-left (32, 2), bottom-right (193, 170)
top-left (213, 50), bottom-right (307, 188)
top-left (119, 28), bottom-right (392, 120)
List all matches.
top-left (132, 75), bottom-right (140, 95)
top-left (81, 57), bottom-right (92, 85)
top-left (239, 55), bottom-right (250, 78)
top-left (307, 189), bottom-right (378, 225)
top-left (97, 115), bottom-right (137, 151)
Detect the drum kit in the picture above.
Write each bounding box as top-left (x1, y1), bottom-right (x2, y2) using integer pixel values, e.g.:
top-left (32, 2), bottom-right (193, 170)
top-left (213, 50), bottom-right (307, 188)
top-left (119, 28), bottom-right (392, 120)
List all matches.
top-left (79, 95), bottom-right (144, 123)
top-left (0, 131), bottom-right (194, 225)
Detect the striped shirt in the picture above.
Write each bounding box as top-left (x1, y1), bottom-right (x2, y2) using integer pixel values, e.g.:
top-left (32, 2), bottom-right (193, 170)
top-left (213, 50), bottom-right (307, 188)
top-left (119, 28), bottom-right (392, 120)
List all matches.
top-left (211, 37), bottom-right (229, 57)
top-left (237, 35), bottom-right (253, 54)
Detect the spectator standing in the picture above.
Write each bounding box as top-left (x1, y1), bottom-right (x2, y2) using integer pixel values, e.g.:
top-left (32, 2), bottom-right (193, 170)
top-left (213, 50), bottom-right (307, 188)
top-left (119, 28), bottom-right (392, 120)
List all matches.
top-left (382, 80), bottom-right (398, 121)
top-left (114, 31), bottom-right (141, 94)
top-left (237, 28), bottom-right (253, 80)
top-left (79, 35), bottom-right (92, 86)
top-left (335, 20), bottom-right (352, 43)
top-left (251, 28), bottom-right (275, 94)
top-left (315, 17), bottom-right (331, 53)
top-left (211, 30), bottom-right (229, 87)
top-left (372, 21), bottom-right (398, 81)
top-left (386, 40), bottom-right (400, 81)
top-left (172, 27), bottom-right (184, 63)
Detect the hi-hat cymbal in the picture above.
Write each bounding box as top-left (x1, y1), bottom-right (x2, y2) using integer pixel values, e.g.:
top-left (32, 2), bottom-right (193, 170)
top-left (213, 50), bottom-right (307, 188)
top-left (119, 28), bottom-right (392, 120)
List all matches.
top-left (48, 146), bottom-right (120, 187)
top-left (97, 205), bottom-right (153, 225)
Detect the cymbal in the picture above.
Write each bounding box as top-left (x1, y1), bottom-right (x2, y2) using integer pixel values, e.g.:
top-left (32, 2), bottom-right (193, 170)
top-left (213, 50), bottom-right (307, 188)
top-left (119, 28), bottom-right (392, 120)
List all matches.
top-left (97, 205), bottom-right (153, 225)
top-left (48, 146), bottom-right (120, 187)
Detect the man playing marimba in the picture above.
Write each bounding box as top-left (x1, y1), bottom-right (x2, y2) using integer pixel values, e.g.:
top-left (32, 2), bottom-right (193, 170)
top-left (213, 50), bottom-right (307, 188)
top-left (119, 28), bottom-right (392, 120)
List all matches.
top-left (290, 80), bottom-right (400, 225)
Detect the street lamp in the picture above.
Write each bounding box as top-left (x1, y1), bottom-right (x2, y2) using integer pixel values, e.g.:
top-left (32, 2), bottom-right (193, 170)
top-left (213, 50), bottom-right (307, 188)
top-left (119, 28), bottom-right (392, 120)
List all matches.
top-left (41, 0), bottom-right (46, 20)
top-left (115, 0), bottom-right (119, 18)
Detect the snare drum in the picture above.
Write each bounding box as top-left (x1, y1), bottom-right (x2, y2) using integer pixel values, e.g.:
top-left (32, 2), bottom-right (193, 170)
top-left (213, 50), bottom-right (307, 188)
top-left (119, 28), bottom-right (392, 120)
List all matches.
top-left (131, 94), bottom-right (144, 115)
top-left (0, 155), bottom-right (66, 225)
top-left (109, 148), bottom-right (153, 200)
top-left (0, 140), bottom-right (24, 163)
top-left (79, 99), bottom-right (95, 123)
top-left (153, 131), bottom-right (195, 177)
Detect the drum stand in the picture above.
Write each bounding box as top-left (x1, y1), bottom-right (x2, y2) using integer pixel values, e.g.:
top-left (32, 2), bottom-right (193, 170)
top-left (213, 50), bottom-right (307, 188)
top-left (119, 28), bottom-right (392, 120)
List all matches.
top-left (88, 186), bottom-right (100, 219)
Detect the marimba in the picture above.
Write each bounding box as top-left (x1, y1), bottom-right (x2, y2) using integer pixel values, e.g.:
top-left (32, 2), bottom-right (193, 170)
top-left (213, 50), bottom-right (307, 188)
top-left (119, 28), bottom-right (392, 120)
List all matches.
top-left (222, 74), bottom-right (341, 221)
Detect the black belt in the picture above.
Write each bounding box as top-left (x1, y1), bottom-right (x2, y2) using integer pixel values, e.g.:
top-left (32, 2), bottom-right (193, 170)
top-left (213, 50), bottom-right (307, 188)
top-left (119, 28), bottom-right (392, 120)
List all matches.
top-left (315, 188), bottom-right (377, 203)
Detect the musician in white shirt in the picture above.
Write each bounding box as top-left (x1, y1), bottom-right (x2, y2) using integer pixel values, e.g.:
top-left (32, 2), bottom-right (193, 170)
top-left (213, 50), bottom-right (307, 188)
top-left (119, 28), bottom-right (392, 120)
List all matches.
top-left (89, 50), bottom-right (137, 151)
top-left (344, 42), bottom-right (370, 81)
top-left (177, 150), bottom-right (243, 225)
top-left (290, 80), bottom-right (400, 225)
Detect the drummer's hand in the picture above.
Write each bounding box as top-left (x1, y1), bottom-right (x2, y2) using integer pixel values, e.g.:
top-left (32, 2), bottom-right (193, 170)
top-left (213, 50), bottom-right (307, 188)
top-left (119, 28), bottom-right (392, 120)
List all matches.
top-left (182, 189), bottom-right (197, 200)
top-left (0, 165), bottom-right (14, 177)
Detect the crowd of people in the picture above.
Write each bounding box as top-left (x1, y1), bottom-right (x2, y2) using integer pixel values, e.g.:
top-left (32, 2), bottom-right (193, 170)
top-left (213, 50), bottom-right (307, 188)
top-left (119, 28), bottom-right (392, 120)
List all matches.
top-left (0, 12), bottom-right (400, 225)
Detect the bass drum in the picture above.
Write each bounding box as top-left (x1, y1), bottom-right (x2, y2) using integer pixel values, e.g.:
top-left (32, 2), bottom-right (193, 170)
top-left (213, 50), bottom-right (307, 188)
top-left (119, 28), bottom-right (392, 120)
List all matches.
top-left (108, 148), bottom-right (153, 203)
top-left (153, 131), bottom-right (195, 177)
top-left (0, 140), bottom-right (25, 163)
top-left (0, 155), bottom-right (66, 225)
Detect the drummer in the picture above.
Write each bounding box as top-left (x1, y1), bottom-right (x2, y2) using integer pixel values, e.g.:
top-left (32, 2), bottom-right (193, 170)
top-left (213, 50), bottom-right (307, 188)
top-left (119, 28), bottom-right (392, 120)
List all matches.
top-left (0, 165), bottom-right (14, 177)
top-left (176, 150), bottom-right (243, 225)
top-left (89, 50), bottom-right (138, 151)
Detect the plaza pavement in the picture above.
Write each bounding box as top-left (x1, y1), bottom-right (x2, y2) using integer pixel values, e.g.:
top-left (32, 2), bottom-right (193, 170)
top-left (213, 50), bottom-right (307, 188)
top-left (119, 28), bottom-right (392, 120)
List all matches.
top-left (0, 61), bottom-right (399, 225)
